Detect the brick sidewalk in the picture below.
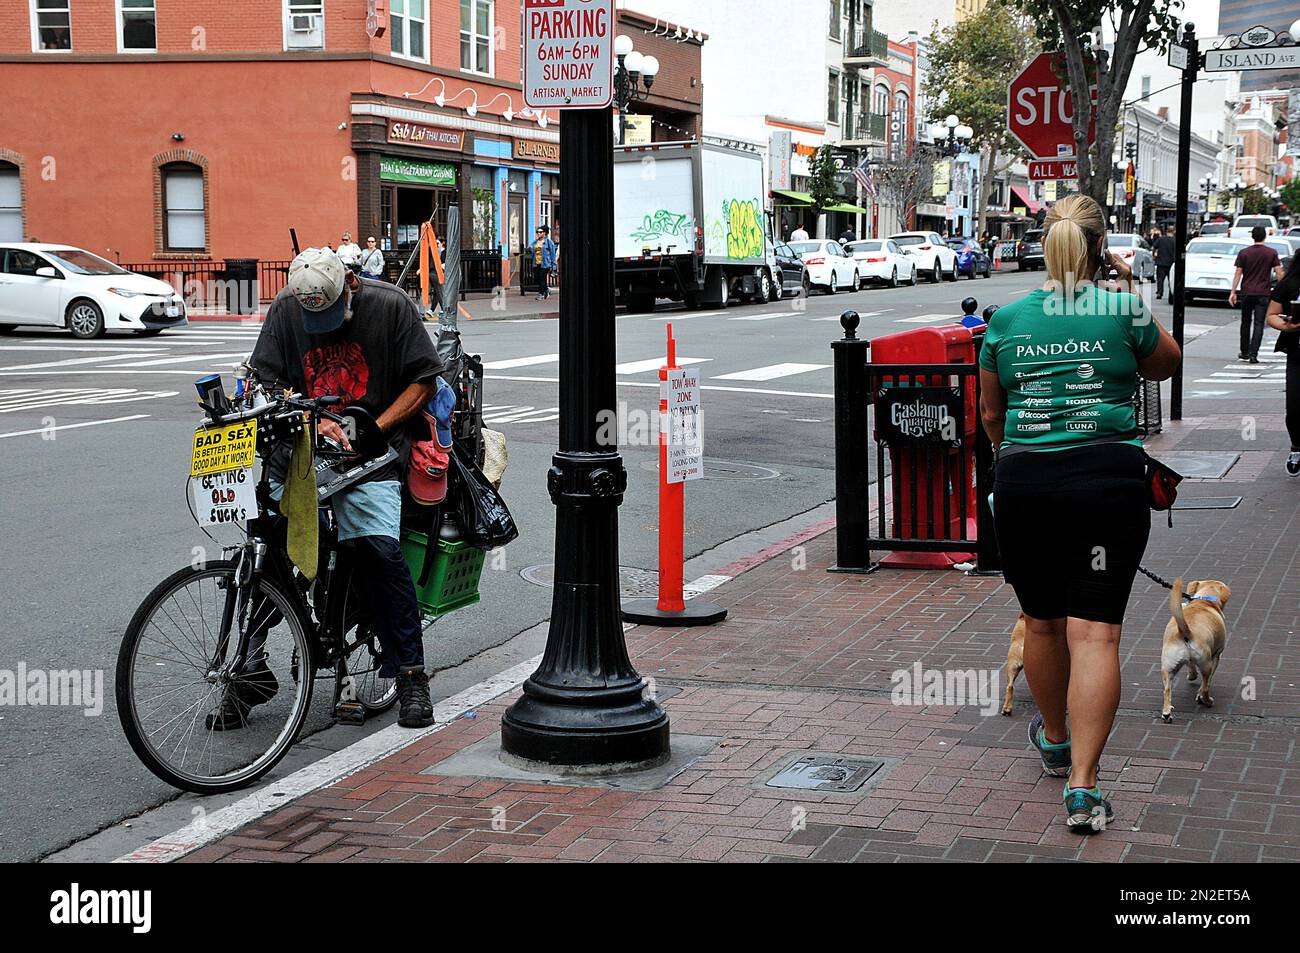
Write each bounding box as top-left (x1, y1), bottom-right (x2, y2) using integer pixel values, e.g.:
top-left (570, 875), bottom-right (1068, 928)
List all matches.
top-left (183, 417), bottom-right (1300, 863)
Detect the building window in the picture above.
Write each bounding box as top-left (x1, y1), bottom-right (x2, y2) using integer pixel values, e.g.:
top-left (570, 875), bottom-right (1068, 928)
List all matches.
top-left (461, 0), bottom-right (493, 75)
top-left (32, 0), bottom-right (72, 51)
top-left (0, 162), bottom-right (21, 241)
top-left (161, 164), bottom-right (205, 251)
top-left (1140, 75), bottom-right (1151, 100)
top-left (873, 83), bottom-right (889, 116)
top-left (828, 70), bottom-right (840, 125)
top-left (829, 0), bottom-right (841, 41)
top-left (284, 0), bottom-right (325, 50)
top-left (391, 0), bottom-right (427, 62)
top-left (118, 0), bottom-right (156, 52)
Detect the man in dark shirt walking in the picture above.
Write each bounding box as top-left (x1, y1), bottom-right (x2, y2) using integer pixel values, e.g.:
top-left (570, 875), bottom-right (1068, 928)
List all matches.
top-left (1229, 226), bottom-right (1283, 363)
top-left (1153, 226), bottom-right (1177, 301)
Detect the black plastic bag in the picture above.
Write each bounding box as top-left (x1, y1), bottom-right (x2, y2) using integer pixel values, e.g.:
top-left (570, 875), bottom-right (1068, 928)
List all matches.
top-left (449, 443), bottom-right (518, 550)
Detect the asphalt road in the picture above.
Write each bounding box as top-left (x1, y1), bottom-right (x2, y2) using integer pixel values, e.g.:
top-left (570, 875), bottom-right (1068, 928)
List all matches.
top-left (0, 267), bottom-right (1261, 861)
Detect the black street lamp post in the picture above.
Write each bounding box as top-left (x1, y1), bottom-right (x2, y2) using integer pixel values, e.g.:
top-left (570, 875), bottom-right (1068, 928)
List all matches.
top-left (499, 100), bottom-right (670, 768)
top-left (612, 34), bottom-right (659, 145)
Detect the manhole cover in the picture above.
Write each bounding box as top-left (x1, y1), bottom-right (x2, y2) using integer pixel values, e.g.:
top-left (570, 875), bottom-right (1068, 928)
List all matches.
top-left (520, 564), bottom-right (660, 597)
top-left (766, 756), bottom-right (884, 793)
top-left (1157, 451), bottom-right (1240, 479)
top-left (638, 458), bottom-right (780, 480)
top-left (1173, 496), bottom-right (1243, 510)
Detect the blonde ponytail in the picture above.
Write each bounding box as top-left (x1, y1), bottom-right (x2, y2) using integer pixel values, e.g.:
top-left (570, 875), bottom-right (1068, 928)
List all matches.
top-left (1043, 193), bottom-right (1106, 296)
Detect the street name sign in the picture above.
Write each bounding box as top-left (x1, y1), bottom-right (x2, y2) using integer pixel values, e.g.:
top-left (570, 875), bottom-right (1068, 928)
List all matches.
top-left (1007, 52), bottom-right (1097, 160)
top-left (1168, 42), bottom-right (1188, 70)
top-left (1203, 46), bottom-right (1300, 73)
top-left (522, 0), bottom-right (615, 109)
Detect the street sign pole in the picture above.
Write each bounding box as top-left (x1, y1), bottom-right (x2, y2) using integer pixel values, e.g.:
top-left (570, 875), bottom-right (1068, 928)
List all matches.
top-left (1170, 23), bottom-right (1197, 423)
top-left (502, 1), bottom-right (669, 768)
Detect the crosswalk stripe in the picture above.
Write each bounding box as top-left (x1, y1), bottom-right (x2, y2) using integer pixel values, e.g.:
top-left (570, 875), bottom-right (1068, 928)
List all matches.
top-left (727, 312), bottom-right (787, 322)
top-left (99, 352), bottom-right (249, 368)
top-left (810, 310), bottom-right (892, 321)
top-left (0, 353), bottom-right (164, 371)
top-left (0, 414), bottom-right (150, 440)
top-left (894, 314), bottom-right (955, 324)
top-left (615, 356), bottom-right (710, 375)
top-left (712, 362), bottom-right (831, 381)
top-left (481, 353), bottom-right (559, 370)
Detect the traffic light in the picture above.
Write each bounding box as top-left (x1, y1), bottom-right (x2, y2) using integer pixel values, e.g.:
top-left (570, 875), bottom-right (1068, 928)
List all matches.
top-left (1125, 142), bottom-right (1137, 162)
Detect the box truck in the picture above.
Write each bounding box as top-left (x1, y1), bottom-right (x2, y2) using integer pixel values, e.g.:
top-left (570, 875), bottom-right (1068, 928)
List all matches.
top-left (614, 141), bottom-right (777, 312)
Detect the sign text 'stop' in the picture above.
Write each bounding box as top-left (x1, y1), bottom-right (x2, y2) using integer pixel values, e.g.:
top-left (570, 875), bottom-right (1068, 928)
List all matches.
top-left (523, 0), bottom-right (615, 110)
top-left (1007, 52), bottom-right (1097, 161)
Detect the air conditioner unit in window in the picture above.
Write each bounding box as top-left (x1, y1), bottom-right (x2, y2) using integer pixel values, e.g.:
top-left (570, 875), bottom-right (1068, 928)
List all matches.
top-left (290, 14), bottom-right (319, 32)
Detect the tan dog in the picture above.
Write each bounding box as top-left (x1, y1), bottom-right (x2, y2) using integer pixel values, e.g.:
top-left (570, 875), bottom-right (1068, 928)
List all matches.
top-left (1161, 577), bottom-right (1231, 723)
top-left (1001, 612), bottom-right (1026, 715)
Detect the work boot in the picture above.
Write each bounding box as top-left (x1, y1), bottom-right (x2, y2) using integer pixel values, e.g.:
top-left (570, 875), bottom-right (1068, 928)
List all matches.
top-left (205, 662), bottom-right (280, 731)
top-left (396, 664), bottom-right (434, 728)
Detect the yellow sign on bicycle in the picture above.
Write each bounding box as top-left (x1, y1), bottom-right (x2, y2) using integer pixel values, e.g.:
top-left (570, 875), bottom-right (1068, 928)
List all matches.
top-left (190, 420), bottom-right (257, 477)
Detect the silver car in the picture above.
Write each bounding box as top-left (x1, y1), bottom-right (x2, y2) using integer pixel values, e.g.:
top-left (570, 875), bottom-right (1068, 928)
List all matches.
top-left (1107, 233), bottom-right (1156, 281)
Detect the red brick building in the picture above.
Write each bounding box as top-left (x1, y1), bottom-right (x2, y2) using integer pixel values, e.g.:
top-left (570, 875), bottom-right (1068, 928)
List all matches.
top-left (0, 1), bottom-right (702, 283)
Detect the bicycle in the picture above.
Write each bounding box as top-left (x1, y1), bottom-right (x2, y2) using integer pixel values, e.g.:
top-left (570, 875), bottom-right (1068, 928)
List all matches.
top-left (116, 376), bottom-right (426, 794)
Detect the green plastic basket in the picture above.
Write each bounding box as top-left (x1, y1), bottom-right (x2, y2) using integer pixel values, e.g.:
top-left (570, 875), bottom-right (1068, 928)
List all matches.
top-left (400, 529), bottom-right (485, 618)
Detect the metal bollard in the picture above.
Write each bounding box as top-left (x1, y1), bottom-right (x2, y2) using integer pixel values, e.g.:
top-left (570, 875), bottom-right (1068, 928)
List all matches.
top-left (830, 310), bottom-right (874, 573)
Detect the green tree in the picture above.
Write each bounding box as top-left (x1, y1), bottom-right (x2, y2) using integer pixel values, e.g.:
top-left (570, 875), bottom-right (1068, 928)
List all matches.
top-left (924, 1), bottom-right (1037, 233)
top-left (1281, 180), bottom-right (1300, 221)
top-left (809, 145), bottom-right (842, 220)
top-left (1006, 0), bottom-right (1186, 207)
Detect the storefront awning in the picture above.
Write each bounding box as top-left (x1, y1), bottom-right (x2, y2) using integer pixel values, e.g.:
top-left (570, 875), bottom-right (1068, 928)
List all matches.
top-left (825, 202), bottom-right (869, 214)
top-left (771, 189), bottom-right (813, 206)
top-left (1010, 186), bottom-right (1039, 215)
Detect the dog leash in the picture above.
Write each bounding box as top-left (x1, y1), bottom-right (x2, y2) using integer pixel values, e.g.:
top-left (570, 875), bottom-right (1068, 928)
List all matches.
top-left (1138, 565), bottom-right (1194, 601)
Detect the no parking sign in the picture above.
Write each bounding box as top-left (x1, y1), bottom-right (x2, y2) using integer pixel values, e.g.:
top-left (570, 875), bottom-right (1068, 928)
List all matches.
top-left (522, 0), bottom-right (616, 109)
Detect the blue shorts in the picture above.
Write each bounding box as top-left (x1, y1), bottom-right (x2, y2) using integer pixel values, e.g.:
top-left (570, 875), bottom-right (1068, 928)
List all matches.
top-left (269, 479), bottom-right (402, 542)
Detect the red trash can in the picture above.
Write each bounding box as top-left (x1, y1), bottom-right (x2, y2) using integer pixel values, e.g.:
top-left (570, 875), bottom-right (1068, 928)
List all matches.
top-left (870, 325), bottom-right (978, 568)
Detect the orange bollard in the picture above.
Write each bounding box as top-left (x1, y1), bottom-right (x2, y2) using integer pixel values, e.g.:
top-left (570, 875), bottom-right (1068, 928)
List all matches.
top-left (621, 323), bottom-right (727, 627)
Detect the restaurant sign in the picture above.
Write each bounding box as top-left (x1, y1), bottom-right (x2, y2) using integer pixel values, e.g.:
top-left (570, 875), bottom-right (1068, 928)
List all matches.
top-left (387, 121), bottom-right (465, 150)
top-left (514, 138), bottom-right (561, 162)
top-left (379, 157), bottom-right (457, 186)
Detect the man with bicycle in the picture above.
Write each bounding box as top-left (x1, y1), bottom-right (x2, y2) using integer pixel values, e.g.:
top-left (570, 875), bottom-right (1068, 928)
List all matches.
top-left (242, 247), bottom-right (442, 729)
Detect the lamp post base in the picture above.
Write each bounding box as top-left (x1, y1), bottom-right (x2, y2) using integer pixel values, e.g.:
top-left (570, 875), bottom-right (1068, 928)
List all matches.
top-left (501, 691), bottom-right (670, 768)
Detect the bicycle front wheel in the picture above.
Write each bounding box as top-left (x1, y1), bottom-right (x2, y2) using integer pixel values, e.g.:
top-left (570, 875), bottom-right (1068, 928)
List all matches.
top-left (116, 561), bottom-right (315, 794)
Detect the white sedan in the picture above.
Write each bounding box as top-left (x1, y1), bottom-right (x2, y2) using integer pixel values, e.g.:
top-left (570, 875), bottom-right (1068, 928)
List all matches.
top-left (845, 239), bottom-right (918, 288)
top-left (1182, 237), bottom-right (1248, 304)
top-left (889, 231), bottom-right (959, 282)
top-left (787, 239), bottom-right (860, 294)
top-left (0, 243), bottom-right (187, 338)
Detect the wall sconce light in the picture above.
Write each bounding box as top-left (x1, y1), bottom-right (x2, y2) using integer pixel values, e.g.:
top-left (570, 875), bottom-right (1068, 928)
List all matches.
top-left (171, 132), bottom-right (185, 142)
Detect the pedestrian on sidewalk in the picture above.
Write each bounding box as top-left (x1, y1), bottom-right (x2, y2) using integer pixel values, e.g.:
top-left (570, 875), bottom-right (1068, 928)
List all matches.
top-left (532, 225), bottom-right (557, 301)
top-left (359, 236), bottom-right (387, 281)
top-left (1229, 226), bottom-right (1283, 363)
top-left (1153, 226), bottom-right (1176, 301)
top-left (978, 193), bottom-right (1181, 833)
top-left (337, 231), bottom-right (362, 272)
top-left (1266, 256), bottom-right (1300, 476)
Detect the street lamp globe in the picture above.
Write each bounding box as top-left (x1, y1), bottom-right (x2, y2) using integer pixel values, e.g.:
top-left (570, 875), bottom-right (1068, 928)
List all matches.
top-left (946, 114), bottom-right (959, 129)
top-left (624, 50), bottom-right (645, 75)
top-left (956, 124), bottom-right (974, 140)
top-left (930, 124), bottom-right (948, 141)
top-left (614, 33), bottom-right (634, 57)
top-left (1292, 18), bottom-right (1300, 41)
top-left (641, 55), bottom-right (660, 79)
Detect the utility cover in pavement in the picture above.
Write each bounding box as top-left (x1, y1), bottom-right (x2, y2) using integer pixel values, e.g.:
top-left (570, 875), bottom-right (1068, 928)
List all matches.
top-left (1172, 496), bottom-right (1243, 510)
top-left (1156, 451), bottom-right (1240, 479)
top-left (765, 756), bottom-right (885, 793)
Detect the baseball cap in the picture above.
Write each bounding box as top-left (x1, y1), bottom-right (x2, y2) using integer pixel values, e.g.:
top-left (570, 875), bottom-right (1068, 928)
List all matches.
top-left (287, 247), bottom-right (348, 334)
top-left (427, 377), bottom-right (456, 447)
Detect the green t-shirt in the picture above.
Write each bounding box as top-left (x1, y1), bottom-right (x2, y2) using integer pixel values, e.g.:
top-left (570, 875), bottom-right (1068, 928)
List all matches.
top-left (978, 286), bottom-right (1160, 448)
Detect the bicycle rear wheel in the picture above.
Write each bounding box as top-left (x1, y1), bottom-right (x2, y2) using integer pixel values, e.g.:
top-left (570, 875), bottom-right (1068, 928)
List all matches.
top-left (116, 561), bottom-right (315, 794)
top-left (339, 584), bottom-right (397, 714)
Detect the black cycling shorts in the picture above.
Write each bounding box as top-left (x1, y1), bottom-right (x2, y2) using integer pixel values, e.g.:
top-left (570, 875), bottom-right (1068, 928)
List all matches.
top-left (992, 442), bottom-right (1150, 625)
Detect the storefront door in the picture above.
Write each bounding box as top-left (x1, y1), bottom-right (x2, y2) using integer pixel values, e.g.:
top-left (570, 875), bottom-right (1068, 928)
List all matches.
top-left (507, 194), bottom-right (525, 258)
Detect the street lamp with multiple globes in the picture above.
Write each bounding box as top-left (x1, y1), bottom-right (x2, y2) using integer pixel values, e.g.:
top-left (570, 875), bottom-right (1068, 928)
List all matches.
top-left (1198, 173), bottom-right (1219, 221)
top-left (612, 34), bottom-right (659, 145)
top-left (933, 114), bottom-right (974, 157)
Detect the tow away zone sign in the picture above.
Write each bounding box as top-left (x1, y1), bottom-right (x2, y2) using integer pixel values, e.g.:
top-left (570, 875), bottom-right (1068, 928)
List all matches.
top-left (523, 0), bottom-right (615, 109)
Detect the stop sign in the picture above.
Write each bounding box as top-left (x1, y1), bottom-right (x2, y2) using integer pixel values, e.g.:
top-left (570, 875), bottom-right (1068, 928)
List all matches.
top-left (1007, 52), bottom-right (1097, 160)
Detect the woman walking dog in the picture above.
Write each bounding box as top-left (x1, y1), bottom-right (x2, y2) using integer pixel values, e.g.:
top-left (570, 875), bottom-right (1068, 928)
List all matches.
top-left (978, 194), bottom-right (1181, 832)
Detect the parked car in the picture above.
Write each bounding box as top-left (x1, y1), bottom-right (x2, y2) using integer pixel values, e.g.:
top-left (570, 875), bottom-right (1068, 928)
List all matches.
top-left (889, 231), bottom-right (958, 282)
top-left (1016, 229), bottom-right (1045, 270)
top-left (1107, 233), bottom-right (1156, 281)
top-left (844, 239), bottom-right (917, 288)
top-left (1229, 214), bottom-right (1279, 240)
top-left (1182, 237), bottom-right (1248, 305)
top-left (946, 237), bottom-right (992, 279)
top-left (787, 239), bottom-right (859, 294)
top-left (1199, 221), bottom-right (1231, 237)
top-left (1285, 225), bottom-right (1300, 237)
top-left (1265, 238), bottom-right (1294, 276)
top-left (770, 241), bottom-right (811, 298)
top-left (0, 244), bottom-right (187, 338)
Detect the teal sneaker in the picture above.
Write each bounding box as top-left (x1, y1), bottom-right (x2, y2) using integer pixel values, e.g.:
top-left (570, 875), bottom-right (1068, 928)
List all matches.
top-left (1064, 784), bottom-right (1114, 833)
top-left (1028, 712), bottom-right (1071, 777)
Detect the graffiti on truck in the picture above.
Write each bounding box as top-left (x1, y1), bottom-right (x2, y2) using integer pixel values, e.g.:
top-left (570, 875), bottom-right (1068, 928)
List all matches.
top-left (630, 209), bottom-right (693, 247)
top-left (723, 198), bottom-right (764, 260)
